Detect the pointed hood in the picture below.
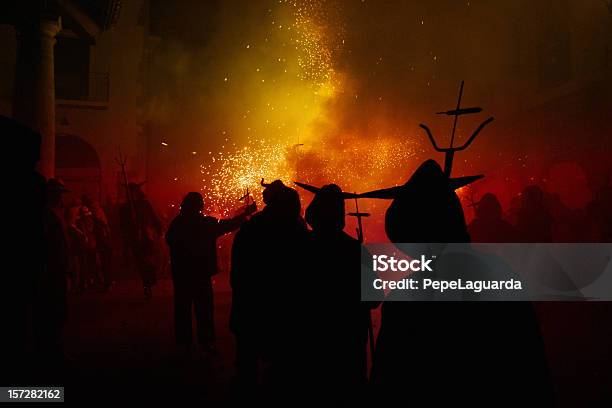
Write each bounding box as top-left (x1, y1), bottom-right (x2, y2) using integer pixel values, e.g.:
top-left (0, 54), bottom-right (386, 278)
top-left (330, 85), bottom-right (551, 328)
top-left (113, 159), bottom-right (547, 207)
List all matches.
top-left (376, 160), bottom-right (471, 243)
top-left (358, 160), bottom-right (482, 200)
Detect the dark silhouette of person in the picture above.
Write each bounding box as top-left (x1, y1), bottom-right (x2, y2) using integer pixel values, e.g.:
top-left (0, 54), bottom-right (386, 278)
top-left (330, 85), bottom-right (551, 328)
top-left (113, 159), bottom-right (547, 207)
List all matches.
top-left (119, 182), bottom-right (163, 298)
top-left (304, 184), bottom-right (379, 402)
top-left (34, 179), bottom-right (70, 367)
top-left (83, 194), bottom-right (114, 290)
top-left (166, 192), bottom-right (256, 352)
top-left (65, 204), bottom-right (88, 292)
top-left (382, 160), bottom-right (471, 243)
top-left (586, 181), bottom-right (612, 242)
top-left (2, 116), bottom-right (46, 384)
top-left (468, 192), bottom-right (517, 242)
top-left (543, 191), bottom-right (579, 242)
top-left (515, 185), bottom-right (553, 242)
top-left (369, 160), bottom-right (551, 405)
top-left (229, 180), bottom-right (309, 396)
top-left (77, 205), bottom-right (99, 289)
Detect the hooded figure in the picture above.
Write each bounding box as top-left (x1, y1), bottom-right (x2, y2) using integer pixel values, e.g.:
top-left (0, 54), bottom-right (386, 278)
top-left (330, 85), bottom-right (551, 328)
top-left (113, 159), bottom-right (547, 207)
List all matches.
top-left (166, 192), bottom-right (255, 350)
top-left (369, 160), bottom-right (551, 405)
top-left (304, 184), bottom-right (379, 402)
top-left (229, 180), bottom-right (309, 395)
top-left (468, 192), bottom-right (517, 242)
top-left (382, 159), bottom-right (471, 243)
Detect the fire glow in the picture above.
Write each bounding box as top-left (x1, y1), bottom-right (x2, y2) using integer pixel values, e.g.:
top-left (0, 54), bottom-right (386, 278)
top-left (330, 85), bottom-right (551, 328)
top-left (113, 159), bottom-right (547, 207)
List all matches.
top-left (200, 135), bottom-right (421, 219)
top-left (197, 0), bottom-right (421, 222)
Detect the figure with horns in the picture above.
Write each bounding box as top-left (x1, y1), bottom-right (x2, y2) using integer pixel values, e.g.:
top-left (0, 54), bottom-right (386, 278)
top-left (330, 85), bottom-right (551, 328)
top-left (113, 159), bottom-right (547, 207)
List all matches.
top-left (119, 182), bottom-right (162, 299)
top-left (229, 179), bottom-right (310, 398)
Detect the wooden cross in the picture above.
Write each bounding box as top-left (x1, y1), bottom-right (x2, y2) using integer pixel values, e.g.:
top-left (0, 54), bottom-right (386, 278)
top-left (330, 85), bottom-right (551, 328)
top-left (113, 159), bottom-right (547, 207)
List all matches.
top-left (347, 195), bottom-right (370, 243)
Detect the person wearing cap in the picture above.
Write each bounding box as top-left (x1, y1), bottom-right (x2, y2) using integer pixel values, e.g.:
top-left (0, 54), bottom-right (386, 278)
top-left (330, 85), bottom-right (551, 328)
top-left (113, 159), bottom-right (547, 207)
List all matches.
top-left (304, 184), bottom-right (379, 403)
top-left (166, 192), bottom-right (256, 353)
top-left (119, 182), bottom-right (163, 298)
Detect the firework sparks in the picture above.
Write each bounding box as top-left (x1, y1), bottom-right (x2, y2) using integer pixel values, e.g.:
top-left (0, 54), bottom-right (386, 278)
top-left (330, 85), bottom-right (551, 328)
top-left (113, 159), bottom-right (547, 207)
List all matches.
top-left (200, 138), bottom-right (295, 217)
top-left (197, 0), bottom-right (347, 216)
top-left (200, 134), bottom-right (420, 218)
top-left (195, 1), bottom-right (421, 230)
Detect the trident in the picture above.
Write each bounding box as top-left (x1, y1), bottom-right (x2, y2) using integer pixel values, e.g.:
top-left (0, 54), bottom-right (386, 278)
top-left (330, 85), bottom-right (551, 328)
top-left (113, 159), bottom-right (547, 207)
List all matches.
top-left (239, 187), bottom-right (250, 206)
top-left (419, 80), bottom-right (494, 179)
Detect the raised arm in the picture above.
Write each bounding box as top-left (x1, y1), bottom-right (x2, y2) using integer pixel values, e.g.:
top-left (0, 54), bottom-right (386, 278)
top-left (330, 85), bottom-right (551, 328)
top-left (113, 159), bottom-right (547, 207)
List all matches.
top-left (215, 202), bottom-right (257, 237)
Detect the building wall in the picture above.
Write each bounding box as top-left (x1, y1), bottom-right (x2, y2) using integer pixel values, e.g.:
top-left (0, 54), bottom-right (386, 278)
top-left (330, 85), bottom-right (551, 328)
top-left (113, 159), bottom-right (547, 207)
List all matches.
top-left (56, 0), bottom-right (147, 203)
top-left (0, 0), bottom-right (147, 204)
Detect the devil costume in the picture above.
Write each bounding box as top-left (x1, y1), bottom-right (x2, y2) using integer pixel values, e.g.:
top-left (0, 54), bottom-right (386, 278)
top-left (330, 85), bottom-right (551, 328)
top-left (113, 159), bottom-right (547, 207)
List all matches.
top-left (368, 160), bottom-right (552, 405)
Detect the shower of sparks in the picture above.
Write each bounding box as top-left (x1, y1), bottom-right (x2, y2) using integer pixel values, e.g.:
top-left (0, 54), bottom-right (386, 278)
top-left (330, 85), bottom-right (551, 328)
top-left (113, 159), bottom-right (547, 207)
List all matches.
top-left (200, 138), bottom-right (295, 217)
top-left (196, 0), bottom-right (426, 220)
top-left (292, 0), bottom-right (335, 86)
top-left (218, 0), bottom-right (341, 148)
top-left (196, 1), bottom-right (426, 222)
top-left (200, 135), bottom-right (421, 218)
top-left (198, 0), bottom-right (348, 215)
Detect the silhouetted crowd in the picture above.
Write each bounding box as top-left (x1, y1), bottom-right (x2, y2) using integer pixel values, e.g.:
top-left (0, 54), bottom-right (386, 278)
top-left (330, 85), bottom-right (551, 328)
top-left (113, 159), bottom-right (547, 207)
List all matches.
top-left (60, 193), bottom-right (113, 292)
top-left (165, 180), bottom-right (378, 404)
top-left (36, 182), bottom-right (164, 296)
top-left (468, 185), bottom-right (612, 243)
top-left (7, 115), bottom-right (167, 385)
top-left (7, 113), bottom-right (612, 404)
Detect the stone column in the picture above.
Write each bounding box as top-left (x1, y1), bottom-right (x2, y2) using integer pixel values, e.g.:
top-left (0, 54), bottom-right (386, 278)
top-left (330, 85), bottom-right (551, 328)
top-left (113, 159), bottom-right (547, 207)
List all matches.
top-left (13, 17), bottom-right (61, 179)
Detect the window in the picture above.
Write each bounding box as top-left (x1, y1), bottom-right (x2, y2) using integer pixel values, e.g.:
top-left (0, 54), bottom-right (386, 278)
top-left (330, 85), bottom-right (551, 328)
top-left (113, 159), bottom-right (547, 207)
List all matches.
top-left (55, 37), bottom-right (90, 100)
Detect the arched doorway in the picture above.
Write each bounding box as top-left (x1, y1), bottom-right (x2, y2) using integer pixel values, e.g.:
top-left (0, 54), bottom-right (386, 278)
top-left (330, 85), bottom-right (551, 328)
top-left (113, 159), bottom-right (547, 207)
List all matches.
top-left (56, 133), bottom-right (102, 202)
